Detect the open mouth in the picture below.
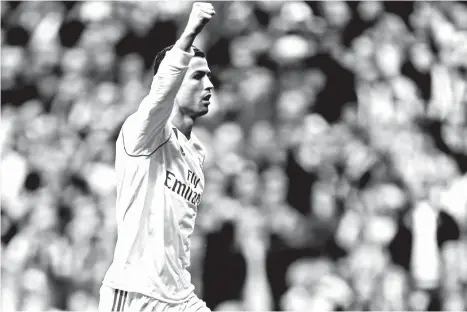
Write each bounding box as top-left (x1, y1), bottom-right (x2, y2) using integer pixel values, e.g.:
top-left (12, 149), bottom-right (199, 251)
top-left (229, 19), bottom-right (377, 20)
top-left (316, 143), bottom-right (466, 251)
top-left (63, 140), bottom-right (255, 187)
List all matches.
top-left (202, 94), bottom-right (211, 101)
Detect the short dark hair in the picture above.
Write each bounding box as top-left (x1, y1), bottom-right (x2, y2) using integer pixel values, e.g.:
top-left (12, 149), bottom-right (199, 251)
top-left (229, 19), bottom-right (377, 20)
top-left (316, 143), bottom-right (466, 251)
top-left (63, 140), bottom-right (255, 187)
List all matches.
top-left (153, 45), bottom-right (206, 75)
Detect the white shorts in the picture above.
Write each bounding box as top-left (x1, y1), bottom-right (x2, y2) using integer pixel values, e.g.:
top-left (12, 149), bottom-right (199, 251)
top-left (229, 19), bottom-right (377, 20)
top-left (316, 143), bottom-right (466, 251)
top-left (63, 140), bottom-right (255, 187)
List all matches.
top-left (98, 285), bottom-right (211, 312)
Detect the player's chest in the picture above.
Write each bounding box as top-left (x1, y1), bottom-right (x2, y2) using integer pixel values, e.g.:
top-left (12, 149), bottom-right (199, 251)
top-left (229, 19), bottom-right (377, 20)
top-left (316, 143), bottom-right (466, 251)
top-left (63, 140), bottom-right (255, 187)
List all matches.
top-left (157, 138), bottom-right (205, 198)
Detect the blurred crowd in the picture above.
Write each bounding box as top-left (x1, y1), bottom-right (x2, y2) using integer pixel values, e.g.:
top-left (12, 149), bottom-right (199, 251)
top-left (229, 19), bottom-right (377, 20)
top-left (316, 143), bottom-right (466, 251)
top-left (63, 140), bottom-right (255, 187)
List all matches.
top-left (2, 1), bottom-right (467, 311)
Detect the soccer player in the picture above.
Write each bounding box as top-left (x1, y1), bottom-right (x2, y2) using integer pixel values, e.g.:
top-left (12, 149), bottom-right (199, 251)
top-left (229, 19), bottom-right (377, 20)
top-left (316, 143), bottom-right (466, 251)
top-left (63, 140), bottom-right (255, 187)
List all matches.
top-left (98, 3), bottom-right (215, 312)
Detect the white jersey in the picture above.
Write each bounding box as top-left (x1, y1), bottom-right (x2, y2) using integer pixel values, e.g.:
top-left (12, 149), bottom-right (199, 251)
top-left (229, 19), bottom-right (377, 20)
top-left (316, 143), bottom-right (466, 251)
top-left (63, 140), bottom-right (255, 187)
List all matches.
top-left (102, 47), bottom-right (206, 303)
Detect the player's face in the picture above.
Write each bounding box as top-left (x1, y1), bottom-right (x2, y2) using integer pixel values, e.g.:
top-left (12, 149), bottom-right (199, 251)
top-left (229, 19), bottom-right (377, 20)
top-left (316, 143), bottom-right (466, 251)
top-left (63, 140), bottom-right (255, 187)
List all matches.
top-left (176, 57), bottom-right (213, 118)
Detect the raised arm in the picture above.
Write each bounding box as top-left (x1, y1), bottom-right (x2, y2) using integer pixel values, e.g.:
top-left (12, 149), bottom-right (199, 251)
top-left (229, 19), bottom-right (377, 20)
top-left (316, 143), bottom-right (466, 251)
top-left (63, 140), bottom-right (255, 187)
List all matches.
top-left (122, 3), bottom-right (215, 156)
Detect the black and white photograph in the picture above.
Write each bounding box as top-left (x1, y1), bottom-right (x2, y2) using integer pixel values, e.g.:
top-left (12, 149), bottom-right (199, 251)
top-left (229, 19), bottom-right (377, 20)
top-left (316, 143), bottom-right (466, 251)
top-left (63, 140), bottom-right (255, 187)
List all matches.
top-left (1, 1), bottom-right (467, 311)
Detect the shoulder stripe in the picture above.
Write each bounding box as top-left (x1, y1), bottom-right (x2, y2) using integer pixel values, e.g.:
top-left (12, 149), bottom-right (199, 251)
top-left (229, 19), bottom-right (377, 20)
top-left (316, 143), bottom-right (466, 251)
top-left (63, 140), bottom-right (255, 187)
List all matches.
top-left (121, 131), bottom-right (172, 158)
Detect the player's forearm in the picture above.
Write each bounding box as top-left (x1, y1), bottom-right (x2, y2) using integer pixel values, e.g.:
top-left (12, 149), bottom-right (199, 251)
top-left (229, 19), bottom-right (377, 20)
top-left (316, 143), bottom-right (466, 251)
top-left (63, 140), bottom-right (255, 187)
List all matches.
top-left (174, 30), bottom-right (197, 53)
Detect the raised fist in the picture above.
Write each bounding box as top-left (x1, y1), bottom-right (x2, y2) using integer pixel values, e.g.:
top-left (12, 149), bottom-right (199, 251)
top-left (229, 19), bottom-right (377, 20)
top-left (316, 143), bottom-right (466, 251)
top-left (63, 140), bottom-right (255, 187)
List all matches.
top-left (185, 2), bottom-right (215, 35)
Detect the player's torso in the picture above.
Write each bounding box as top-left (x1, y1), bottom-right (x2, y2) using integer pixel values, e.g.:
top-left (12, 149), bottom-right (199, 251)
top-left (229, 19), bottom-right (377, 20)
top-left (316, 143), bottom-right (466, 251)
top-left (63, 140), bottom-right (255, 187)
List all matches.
top-left (117, 126), bottom-right (205, 232)
top-left (154, 127), bottom-right (205, 243)
top-left (105, 127), bottom-right (205, 299)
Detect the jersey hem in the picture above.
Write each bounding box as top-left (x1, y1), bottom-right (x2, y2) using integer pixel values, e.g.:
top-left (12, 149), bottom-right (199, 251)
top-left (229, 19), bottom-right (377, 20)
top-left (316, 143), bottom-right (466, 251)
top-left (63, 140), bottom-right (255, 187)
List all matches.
top-left (101, 280), bottom-right (195, 305)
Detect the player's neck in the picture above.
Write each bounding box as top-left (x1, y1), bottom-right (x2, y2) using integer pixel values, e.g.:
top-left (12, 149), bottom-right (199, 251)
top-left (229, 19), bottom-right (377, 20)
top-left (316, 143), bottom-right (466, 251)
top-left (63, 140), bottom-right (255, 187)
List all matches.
top-left (172, 110), bottom-right (194, 139)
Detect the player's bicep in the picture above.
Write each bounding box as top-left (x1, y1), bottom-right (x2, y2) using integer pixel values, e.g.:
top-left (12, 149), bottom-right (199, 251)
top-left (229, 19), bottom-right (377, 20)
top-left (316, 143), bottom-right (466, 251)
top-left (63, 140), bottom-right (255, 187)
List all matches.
top-left (121, 104), bottom-right (172, 156)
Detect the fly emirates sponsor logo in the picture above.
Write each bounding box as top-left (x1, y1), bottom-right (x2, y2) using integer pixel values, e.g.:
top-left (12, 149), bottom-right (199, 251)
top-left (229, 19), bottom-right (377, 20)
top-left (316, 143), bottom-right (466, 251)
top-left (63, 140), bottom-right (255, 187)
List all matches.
top-left (164, 169), bottom-right (202, 207)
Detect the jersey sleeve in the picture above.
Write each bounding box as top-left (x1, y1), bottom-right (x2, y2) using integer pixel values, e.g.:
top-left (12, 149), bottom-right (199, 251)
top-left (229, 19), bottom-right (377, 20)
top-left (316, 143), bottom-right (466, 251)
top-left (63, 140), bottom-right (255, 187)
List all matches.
top-left (121, 47), bottom-right (194, 156)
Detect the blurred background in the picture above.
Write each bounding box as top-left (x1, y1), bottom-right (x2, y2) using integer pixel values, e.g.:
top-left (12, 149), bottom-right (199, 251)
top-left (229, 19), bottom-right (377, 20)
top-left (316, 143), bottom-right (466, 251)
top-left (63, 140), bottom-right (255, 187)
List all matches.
top-left (1, 1), bottom-right (467, 311)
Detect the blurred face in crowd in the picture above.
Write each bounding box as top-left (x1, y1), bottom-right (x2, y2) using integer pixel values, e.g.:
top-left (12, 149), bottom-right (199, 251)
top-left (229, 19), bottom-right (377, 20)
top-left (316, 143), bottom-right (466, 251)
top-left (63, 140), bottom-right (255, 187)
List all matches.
top-left (276, 89), bottom-right (309, 122)
top-left (409, 290), bottom-right (431, 311)
top-left (204, 168), bottom-right (227, 200)
top-left (224, 2), bottom-right (253, 35)
top-left (30, 204), bottom-right (58, 233)
top-left (22, 291), bottom-right (51, 311)
top-left (67, 290), bottom-right (97, 311)
top-left (262, 166), bottom-right (288, 205)
top-left (20, 267), bottom-right (52, 310)
top-left (410, 42), bottom-right (433, 73)
top-left (442, 124), bottom-right (467, 154)
top-left (37, 75), bottom-right (59, 100)
top-left (357, 1), bottom-right (383, 21)
top-left (442, 241), bottom-right (463, 278)
top-left (321, 1), bottom-right (350, 27)
top-left (427, 180), bottom-right (446, 207)
top-left (349, 245), bottom-right (388, 300)
top-left (120, 54), bottom-right (144, 82)
top-left (310, 182), bottom-right (336, 222)
top-left (363, 215), bottom-right (397, 246)
top-left (213, 122), bottom-right (244, 156)
top-left (176, 56), bottom-right (214, 119)
top-left (61, 48), bottom-right (88, 74)
top-left (68, 200), bottom-right (100, 241)
top-left (249, 121), bottom-right (275, 154)
top-left (442, 293), bottom-right (465, 311)
top-left (233, 168), bottom-right (260, 203)
top-left (93, 46), bottom-right (116, 74)
top-left (382, 268), bottom-right (408, 306)
top-left (2, 46), bottom-right (26, 87)
top-left (341, 104), bottom-right (359, 125)
top-left (375, 43), bottom-right (402, 78)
